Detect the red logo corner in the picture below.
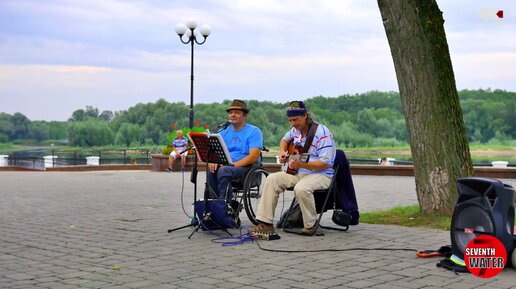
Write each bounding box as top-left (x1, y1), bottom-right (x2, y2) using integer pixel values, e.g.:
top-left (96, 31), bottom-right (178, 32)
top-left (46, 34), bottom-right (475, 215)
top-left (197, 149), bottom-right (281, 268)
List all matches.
top-left (464, 235), bottom-right (507, 278)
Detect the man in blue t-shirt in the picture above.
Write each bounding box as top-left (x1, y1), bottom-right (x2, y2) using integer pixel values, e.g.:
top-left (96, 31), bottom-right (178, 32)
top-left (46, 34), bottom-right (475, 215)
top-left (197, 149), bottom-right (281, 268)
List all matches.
top-left (207, 99), bottom-right (263, 201)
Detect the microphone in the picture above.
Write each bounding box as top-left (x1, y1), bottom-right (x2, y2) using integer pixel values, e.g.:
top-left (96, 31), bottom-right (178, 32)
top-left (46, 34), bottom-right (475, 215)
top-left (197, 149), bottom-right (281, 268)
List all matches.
top-left (216, 121), bottom-right (231, 132)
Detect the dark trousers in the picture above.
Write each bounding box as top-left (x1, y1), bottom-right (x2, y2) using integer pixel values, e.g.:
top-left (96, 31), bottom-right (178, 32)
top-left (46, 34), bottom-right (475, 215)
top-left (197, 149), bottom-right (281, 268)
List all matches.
top-left (207, 165), bottom-right (250, 201)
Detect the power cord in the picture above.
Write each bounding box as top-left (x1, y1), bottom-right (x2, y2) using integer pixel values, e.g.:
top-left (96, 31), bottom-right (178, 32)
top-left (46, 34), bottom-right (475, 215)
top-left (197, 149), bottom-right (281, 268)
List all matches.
top-left (254, 240), bottom-right (417, 253)
top-left (178, 168), bottom-right (195, 221)
top-left (210, 226), bottom-right (255, 246)
top-left (208, 228), bottom-right (417, 252)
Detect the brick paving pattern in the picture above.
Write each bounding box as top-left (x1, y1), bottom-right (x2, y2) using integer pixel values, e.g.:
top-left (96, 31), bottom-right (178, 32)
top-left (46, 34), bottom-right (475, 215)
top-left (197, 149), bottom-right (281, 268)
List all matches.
top-left (0, 171), bottom-right (515, 288)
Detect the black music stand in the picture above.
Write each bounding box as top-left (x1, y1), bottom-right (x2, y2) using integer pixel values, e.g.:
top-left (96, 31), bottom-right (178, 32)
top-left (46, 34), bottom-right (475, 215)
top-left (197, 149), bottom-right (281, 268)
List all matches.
top-left (186, 132), bottom-right (233, 238)
top-left (190, 132), bottom-right (232, 166)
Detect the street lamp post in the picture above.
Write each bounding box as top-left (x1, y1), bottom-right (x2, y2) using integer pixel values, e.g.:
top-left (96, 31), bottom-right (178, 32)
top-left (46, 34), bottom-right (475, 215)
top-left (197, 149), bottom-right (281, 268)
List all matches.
top-left (175, 18), bottom-right (211, 129)
top-left (168, 19), bottom-right (210, 235)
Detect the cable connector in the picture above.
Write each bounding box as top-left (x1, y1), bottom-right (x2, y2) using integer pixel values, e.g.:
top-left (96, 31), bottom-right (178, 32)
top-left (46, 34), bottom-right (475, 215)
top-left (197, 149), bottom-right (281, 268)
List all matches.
top-left (253, 232), bottom-right (281, 241)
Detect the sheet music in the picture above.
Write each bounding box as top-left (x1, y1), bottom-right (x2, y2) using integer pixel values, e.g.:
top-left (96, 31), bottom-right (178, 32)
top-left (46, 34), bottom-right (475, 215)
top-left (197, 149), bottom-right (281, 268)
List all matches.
top-left (207, 133), bottom-right (233, 164)
top-left (188, 132), bottom-right (232, 165)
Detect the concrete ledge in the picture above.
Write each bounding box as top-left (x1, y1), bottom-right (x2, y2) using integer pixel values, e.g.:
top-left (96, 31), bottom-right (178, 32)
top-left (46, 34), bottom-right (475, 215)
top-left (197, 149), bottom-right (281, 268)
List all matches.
top-left (0, 164), bottom-right (151, 171)
top-left (151, 154), bottom-right (195, 172)
top-left (0, 166), bottom-right (41, 171)
top-left (350, 165), bottom-right (414, 176)
top-left (150, 154), bottom-right (286, 173)
top-left (150, 155), bottom-right (516, 179)
top-left (46, 164), bottom-right (151, 171)
top-left (349, 165), bottom-right (516, 179)
top-left (473, 167), bottom-right (516, 179)
top-left (3, 155), bottom-right (515, 179)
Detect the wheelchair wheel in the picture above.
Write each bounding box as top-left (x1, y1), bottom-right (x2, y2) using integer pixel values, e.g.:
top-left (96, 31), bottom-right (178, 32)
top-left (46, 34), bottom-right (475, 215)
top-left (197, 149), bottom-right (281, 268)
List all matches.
top-left (243, 167), bottom-right (268, 225)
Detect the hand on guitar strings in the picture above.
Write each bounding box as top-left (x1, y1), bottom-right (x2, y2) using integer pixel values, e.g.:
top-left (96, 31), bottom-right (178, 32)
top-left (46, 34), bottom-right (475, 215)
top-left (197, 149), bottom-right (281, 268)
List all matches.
top-left (278, 150), bottom-right (289, 164)
top-left (288, 158), bottom-right (303, 170)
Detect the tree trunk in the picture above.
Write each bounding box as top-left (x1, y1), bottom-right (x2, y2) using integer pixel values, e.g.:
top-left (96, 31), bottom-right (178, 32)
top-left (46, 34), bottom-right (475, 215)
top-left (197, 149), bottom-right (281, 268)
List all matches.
top-left (377, 0), bottom-right (474, 214)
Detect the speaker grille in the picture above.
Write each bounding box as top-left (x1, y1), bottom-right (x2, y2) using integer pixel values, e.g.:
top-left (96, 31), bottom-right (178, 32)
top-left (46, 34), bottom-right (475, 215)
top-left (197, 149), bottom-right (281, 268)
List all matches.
top-left (452, 202), bottom-right (494, 259)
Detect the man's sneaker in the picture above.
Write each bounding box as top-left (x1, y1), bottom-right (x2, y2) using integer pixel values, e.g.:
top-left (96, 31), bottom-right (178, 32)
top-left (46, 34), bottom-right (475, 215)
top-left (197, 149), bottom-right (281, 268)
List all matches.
top-left (165, 167), bottom-right (173, 172)
top-left (249, 223), bottom-right (274, 233)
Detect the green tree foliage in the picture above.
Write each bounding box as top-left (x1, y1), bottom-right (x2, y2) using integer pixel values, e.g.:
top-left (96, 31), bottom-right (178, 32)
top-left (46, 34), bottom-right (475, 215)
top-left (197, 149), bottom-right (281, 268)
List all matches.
top-left (0, 113), bottom-right (15, 141)
top-left (114, 123), bottom-right (146, 147)
top-left (111, 99), bottom-right (191, 144)
top-left (11, 112), bottom-right (30, 139)
top-left (460, 89), bottom-right (515, 143)
top-left (0, 90), bottom-right (514, 147)
top-left (28, 121), bottom-right (50, 141)
top-left (70, 109), bottom-right (87, 122)
top-left (67, 119), bottom-right (114, 146)
top-left (47, 121), bottom-right (68, 140)
top-left (99, 110), bottom-right (114, 122)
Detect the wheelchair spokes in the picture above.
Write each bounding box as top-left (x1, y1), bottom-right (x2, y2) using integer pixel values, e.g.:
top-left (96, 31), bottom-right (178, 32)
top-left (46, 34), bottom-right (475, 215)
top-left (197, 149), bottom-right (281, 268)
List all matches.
top-left (243, 167), bottom-right (268, 225)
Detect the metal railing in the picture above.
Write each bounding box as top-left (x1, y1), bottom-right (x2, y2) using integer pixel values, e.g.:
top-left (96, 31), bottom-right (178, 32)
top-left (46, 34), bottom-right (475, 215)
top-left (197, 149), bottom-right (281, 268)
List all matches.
top-left (1, 150), bottom-right (513, 169)
top-left (3, 148), bottom-right (161, 169)
top-left (346, 158), bottom-right (514, 167)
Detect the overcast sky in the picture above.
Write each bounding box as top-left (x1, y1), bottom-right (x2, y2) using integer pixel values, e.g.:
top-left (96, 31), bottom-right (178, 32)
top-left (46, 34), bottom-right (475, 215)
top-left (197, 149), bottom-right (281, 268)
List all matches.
top-left (0, 0), bottom-right (514, 121)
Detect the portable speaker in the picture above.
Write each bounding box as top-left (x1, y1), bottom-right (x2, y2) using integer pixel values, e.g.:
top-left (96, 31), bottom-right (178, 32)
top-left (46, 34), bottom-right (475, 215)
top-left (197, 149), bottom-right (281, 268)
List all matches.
top-left (450, 177), bottom-right (515, 261)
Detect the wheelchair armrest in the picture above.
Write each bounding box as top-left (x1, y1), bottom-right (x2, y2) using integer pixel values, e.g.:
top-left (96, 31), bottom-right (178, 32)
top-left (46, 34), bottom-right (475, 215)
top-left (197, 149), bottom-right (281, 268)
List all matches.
top-left (250, 162), bottom-right (263, 169)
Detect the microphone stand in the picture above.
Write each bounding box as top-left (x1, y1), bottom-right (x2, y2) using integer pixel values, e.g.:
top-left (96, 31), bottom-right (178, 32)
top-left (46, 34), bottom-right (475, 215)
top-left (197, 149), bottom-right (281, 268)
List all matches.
top-left (216, 121), bottom-right (231, 133)
top-left (168, 145), bottom-right (199, 233)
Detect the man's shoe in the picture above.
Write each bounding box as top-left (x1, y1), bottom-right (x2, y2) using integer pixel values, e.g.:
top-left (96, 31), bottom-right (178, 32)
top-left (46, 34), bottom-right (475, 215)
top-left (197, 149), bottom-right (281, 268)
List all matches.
top-left (165, 167), bottom-right (173, 172)
top-left (300, 225), bottom-right (317, 236)
top-left (249, 223), bottom-right (274, 233)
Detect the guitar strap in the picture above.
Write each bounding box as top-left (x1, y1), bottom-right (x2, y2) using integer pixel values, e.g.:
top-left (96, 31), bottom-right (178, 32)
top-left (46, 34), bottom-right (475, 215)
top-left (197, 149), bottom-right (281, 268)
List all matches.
top-left (283, 122), bottom-right (319, 174)
top-left (302, 122), bottom-right (319, 153)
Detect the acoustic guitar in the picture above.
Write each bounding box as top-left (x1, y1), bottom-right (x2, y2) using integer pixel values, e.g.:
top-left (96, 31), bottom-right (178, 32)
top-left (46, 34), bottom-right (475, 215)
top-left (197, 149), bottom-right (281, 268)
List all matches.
top-left (281, 122), bottom-right (318, 175)
top-left (281, 141), bottom-right (310, 175)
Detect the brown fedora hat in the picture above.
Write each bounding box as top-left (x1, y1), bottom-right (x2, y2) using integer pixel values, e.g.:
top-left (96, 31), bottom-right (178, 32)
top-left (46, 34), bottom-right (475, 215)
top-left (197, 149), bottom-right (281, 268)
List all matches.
top-left (226, 99), bottom-right (250, 113)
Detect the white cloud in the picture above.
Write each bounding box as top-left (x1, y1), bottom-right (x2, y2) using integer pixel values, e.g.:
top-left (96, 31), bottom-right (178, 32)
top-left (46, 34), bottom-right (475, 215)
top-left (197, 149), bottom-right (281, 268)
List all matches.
top-left (0, 64), bottom-right (187, 120)
top-left (453, 51), bottom-right (516, 89)
top-left (0, 0), bottom-right (515, 121)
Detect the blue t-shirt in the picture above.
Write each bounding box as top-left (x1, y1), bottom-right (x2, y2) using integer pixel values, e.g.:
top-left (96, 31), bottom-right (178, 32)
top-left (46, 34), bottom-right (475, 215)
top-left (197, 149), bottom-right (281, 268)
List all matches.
top-left (173, 137), bottom-right (188, 149)
top-left (220, 123), bottom-right (263, 163)
top-left (282, 123), bottom-right (336, 177)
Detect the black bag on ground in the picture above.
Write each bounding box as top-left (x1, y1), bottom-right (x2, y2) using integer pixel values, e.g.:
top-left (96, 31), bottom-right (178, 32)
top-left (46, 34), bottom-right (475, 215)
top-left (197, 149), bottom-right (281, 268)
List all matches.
top-left (332, 209), bottom-right (352, 226)
top-left (277, 202), bottom-right (304, 229)
top-left (436, 259), bottom-right (470, 274)
top-left (194, 199), bottom-right (239, 230)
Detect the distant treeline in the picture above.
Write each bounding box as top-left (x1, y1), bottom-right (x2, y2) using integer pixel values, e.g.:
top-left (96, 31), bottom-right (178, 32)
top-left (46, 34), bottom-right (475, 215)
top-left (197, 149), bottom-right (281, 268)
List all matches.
top-left (1, 89), bottom-right (514, 148)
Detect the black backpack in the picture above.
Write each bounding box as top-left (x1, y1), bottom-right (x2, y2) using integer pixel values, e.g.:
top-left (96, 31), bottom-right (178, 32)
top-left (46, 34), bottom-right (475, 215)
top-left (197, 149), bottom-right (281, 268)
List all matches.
top-left (277, 202), bottom-right (304, 229)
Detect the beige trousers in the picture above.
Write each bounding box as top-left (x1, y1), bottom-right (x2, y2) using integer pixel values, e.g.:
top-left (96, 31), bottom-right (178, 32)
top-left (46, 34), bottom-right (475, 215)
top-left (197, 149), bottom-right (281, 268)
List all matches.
top-left (256, 171), bottom-right (332, 228)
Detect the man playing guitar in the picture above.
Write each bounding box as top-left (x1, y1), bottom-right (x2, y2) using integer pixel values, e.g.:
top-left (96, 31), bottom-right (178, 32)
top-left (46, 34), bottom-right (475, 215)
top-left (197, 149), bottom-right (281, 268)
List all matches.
top-left (281, 136), bottom-right (311, 175)
top-left (250, 101), bottom-right (336, 235)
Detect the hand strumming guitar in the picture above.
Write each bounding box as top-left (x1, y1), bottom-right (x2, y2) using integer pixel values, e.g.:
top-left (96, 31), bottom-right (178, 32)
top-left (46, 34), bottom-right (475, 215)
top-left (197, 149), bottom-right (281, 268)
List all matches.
top-left (278, 150), bottom-right (288, 164)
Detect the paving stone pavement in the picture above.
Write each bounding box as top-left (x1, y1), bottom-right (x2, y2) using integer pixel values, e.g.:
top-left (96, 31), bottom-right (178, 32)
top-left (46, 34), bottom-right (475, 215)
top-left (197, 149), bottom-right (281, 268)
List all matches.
top-left (0, 171), bottom-right (515, 289)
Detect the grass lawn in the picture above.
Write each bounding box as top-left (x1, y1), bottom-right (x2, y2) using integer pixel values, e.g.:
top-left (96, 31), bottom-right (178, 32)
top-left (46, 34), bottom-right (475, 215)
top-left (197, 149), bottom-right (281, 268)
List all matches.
top-left (360, 205), bottom-right (452, 231)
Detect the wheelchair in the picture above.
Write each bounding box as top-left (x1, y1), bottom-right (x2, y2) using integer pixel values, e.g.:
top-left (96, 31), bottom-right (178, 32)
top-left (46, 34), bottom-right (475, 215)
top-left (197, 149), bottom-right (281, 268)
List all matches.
top-left (229, 148), bottom-right (270, 225)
